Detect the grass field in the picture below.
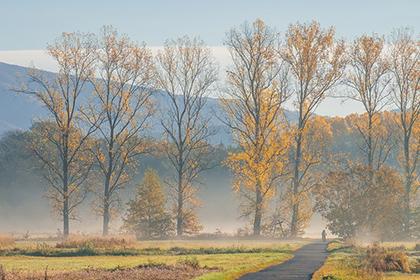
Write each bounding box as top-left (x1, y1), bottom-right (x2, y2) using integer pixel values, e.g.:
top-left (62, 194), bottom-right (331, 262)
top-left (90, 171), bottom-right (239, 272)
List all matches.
top-left (312, 241), bottom-right (420, 280)
top-left (0, 238), bottom-right (303, 280)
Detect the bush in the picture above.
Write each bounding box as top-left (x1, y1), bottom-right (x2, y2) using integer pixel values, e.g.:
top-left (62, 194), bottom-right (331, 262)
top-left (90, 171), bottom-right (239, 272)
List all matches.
top-left (415, 243), bottom-right (420, 251)
top-left (364, 244), bottom-right (411, 273)
top-left (177, 257), bottom-right (200, 269)
top-left (412, 259), bottom-right (420, 273)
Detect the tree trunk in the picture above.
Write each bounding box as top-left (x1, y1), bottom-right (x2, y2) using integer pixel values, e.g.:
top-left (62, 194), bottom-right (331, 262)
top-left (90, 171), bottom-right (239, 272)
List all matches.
top-left (403, 134), bottom-right (412, 238)
top-left (103, 176), bottom-right (111, 236)
top-left (367, 114), bottom-right (373, 171)
top-left (176, 170), bottom-right (183, 237)
top-left (63, 197), bottom-right (69, 238)
top-left (290, 131), bottom-right (302, 238)
top-left (253, 182), bottom-right (263, 236)
top-left (62, 145), bottom-right (70, 238)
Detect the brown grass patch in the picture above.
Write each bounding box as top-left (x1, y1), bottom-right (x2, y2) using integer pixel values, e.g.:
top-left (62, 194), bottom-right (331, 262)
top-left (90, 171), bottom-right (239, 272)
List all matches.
top-left (364, 244), bottom-right (411, 273)
top-left (55, 235), bottom-right (136, 249)
top-left (0, 263), bottom-right (217, 280)
top-left (0, 235), bottom-right (15, 248)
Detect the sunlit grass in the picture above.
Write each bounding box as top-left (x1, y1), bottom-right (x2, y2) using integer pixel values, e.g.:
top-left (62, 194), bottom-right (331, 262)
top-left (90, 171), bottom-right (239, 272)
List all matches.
top-left (312, 241), bottom-right (420, 280)
top-left (0, 252), bottom-right (292, 280)
top-left (0, 239), bottom-right (303, 279)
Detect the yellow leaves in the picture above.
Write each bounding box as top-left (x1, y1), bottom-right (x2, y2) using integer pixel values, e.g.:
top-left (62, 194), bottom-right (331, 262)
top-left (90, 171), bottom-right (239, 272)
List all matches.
top-left (226, 89), bottom-right (289, 201)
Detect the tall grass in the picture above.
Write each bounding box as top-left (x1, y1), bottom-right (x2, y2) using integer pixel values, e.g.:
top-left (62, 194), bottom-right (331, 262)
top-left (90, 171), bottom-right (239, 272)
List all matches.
top-left (364, 244), bottom-right (411, 273)
top-left (0, 235), bottom-right (15, 248)
top-left (56, 235), bottom-right (136, 249)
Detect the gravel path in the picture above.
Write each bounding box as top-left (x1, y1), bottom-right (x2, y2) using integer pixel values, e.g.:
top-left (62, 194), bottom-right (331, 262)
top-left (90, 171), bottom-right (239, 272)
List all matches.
top-left (238, 242), bottom-right (329, 280)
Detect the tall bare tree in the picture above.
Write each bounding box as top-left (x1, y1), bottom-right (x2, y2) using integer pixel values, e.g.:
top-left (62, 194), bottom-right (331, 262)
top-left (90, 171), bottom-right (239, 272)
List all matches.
top-left (84, 27), bottom-right (155, 235)
top-left (346, 34), bottom-right (392, 170)
top-left (18, 32), bottom-right (97, 237)
top-left (389, 28), bottom-right (420, 237)
top-left (222, 19), bottom-right (289, 236)
top-left (281, 21), bottom-right (346, 237)
top-left (155, 36), bottom-right (218, 236)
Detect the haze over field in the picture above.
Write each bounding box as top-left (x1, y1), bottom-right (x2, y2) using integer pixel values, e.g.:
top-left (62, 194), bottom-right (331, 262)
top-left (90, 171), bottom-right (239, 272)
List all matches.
top-left (0, 0), bottom-right (418, 241)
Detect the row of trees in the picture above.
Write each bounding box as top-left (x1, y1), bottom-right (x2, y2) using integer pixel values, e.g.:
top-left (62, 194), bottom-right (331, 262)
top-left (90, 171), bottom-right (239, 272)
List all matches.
top-left (19, 28), bottom-right (217, 237)
top-left (14, 20), bottom-right (419, 239)
top-left (222, 20), bottom-right (419, 239)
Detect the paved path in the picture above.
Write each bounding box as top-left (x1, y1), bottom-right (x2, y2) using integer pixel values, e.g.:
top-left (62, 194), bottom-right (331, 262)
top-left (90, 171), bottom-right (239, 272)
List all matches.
top-left (238, 242), bottom-right (329, 280)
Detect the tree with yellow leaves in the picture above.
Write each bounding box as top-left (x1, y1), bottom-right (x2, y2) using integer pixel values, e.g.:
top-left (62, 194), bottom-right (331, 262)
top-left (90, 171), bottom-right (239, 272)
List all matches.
top-left (155, 36), bottom-right (218, 236)
top-left (281, 21), bottom-right (346, 237)
top-left (18, 32), bottom-right (97, 237)
top-left (389, 28), bottom-right (420, 237)
top-left (83, 26), bottom-right (155, 235)
top-left (223, 19), bottom-right (290, 236)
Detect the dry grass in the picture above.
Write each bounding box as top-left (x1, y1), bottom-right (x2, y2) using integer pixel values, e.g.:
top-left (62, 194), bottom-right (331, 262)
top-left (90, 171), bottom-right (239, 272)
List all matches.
top-left (0, 235), bottom-right (15, 248)
top-left (55, 235), bottom-right (136, 249)
top-left (0, 263), bottom-right (214, 280)
top-left (364, 244), bottom-right (411, 273)
top-left (313, 241), bottom-right (420, 280)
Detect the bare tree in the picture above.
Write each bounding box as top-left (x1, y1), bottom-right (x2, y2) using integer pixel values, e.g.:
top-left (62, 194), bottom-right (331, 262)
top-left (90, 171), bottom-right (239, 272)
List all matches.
top-left (222, 19), bottom-right (290, 236)
top-left (18, 32), bottom-right (97, 237)
top-left (389, 28), bottom-right (420, 237)
top-left (155, 36), bottom-right (218, 236)
top-left (281, 21), bottom-right (346, 237)
top-left (345, 34), bottom-right (392, 170)
top-left (84, 27), bottom-right (155, 235)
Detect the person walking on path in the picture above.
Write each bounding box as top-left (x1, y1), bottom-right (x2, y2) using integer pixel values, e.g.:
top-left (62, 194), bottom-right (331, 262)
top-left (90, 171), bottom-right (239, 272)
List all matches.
top-left (322, 229), bottom-right (327, 242)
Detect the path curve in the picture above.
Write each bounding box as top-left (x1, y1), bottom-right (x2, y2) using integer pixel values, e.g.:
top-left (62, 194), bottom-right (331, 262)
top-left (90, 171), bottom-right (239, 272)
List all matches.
top-left (238, 242), bottom-right (328, 280)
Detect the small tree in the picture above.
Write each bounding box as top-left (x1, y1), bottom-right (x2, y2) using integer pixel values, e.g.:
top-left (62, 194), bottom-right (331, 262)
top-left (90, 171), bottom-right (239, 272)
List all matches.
top-left (315, 163), bottom-right (404, 240)
top-left (123, 169), bottom-right (173, 240)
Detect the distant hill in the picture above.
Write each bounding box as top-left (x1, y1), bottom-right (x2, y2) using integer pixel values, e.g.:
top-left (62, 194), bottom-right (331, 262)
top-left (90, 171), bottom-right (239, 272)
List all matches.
top-left (0, 62), bottom-right (298, 144)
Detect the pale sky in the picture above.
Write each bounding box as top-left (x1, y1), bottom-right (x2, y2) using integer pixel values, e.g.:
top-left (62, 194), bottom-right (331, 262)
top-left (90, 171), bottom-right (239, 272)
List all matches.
top-left (1, 0), bottom-right (418, 116)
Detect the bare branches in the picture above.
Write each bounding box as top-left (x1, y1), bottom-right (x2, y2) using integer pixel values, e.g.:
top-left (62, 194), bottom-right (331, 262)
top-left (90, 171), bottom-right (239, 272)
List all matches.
top-left (389, 28), bottom-right (420, 237)
top-left (17, 32), bottom-right (97, 236)
top-left (155, 36), bottom-right (218, 236)
top-left (84, 26), bottom-right (155, 235)
top-left (222, 19), bottom-right (290, 236)
top-left (345, 34), bottom-right (394, 170)
top-left (282, 21), bottom-right (346, 237)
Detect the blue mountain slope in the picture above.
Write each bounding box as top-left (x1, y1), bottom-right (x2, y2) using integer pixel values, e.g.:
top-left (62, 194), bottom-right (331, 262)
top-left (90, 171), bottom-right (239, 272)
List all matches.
top-left (0, 62), bottom-right (298, 143)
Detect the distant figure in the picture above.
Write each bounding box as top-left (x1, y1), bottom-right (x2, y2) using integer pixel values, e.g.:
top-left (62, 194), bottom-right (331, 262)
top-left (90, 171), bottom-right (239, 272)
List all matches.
top-left (321, 229), bottom-right (327, 242)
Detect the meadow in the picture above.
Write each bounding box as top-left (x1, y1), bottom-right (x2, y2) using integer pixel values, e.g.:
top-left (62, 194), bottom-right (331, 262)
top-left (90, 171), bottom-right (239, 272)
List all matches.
top-left (0, 235), bottom-right (304, 280)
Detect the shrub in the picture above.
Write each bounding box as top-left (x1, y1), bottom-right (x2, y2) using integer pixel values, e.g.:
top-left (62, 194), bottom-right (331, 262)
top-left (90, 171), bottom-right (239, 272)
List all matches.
top-left (415, 243), bottom-right (420, 251)
top-left (412, 259), bottom-right (420, 273)
top-left (177, 257), bottom-right (200, 269)
top-left (364, 244), bottom-right (411, 273)
top-left (34, 242), bottom-right (54, 256)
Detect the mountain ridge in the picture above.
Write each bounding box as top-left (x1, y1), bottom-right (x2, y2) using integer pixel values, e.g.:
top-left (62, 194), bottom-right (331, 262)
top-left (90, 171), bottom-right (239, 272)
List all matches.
top-left (0, 61), bottom-right (298, 144)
